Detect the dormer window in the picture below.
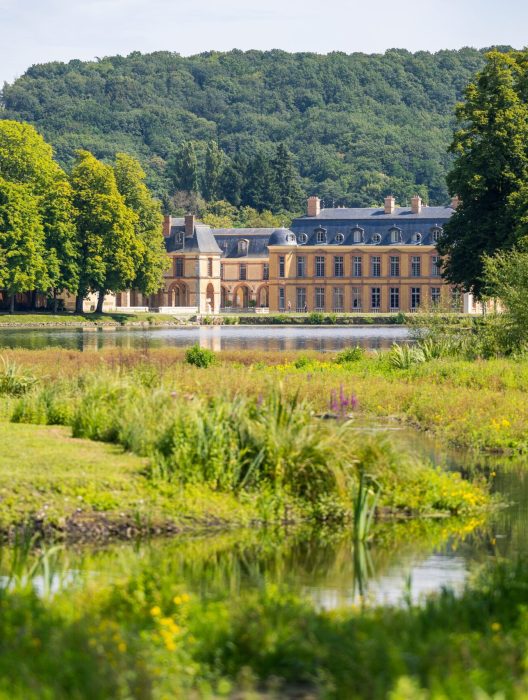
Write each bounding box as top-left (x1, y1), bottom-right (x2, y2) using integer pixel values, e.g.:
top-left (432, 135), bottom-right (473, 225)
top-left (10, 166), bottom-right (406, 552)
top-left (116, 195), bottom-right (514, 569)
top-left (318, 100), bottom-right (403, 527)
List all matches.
top-left (286, 233), bottom-right (296, 244)
top-left (351, 226), bottom-right (364, 244)
top-left (389, 226), bottom-right (401, 244)
top-left (315, 227), bottom-right (327, 244)
top-left (413, 232), bottom-right (423, 244)
top-left (335, 232), bottom-right (344, 244)
top-left (175, 231), bottom-right (183, 244)
top-left (298, 233), bottom-right (308, 245)
top-left (237, 239), bottom-right (249, 256)
top-left (372, 233), bottom-right (381, 244)
top-left (431, 226), bottom-right (442, 243)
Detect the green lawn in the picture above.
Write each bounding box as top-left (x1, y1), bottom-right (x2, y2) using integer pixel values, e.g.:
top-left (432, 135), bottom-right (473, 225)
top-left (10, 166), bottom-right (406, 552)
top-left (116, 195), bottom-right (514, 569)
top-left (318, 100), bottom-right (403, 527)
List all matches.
top-left (0, 422), bottom-right (255, 534)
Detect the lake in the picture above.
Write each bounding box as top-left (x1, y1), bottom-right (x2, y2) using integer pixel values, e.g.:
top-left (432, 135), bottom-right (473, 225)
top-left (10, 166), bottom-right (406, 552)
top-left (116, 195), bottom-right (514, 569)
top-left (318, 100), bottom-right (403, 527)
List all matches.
top-left (0, 325), bottom-right (410, 352)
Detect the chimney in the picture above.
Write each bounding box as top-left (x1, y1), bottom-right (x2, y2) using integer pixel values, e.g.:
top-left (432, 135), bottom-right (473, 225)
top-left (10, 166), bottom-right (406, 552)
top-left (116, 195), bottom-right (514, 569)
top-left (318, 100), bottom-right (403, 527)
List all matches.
top-left (185, 214), bottom-right (195, 237)
top-left (307, 196), bottom-right (321, 218)
top-left (411, 195), bottom-right (422, 214)
top-left (384, 195), bottom-right (395, 215)
top-left (162, 214), bottom-right (171, 237)
top-left (450, 195), bottom-right (460, 210)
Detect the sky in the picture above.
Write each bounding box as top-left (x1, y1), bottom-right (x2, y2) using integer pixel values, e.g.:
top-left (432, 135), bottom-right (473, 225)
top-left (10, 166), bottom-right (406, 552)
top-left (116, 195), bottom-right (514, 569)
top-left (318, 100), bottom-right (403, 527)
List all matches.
top-left (1, 0), bottom-right (527, 86)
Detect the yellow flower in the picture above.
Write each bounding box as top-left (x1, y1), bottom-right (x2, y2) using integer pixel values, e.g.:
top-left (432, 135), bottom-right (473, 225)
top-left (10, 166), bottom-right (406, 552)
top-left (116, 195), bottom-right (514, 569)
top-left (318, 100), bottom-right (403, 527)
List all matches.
top-left (118, 642), bottom-right (127, 653)
top-left (150, 606), bottom-right (161, 617)
top-left (173, 596), bottom-right (182, 606)
top-left (491, 622), bottom-right (501, 632)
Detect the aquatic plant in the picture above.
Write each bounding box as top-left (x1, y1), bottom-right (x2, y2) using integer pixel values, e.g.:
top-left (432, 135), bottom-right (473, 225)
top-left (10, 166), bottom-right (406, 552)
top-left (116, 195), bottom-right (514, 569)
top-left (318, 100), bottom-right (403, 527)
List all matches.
top-left (0, 357), bottom-right (38, 396)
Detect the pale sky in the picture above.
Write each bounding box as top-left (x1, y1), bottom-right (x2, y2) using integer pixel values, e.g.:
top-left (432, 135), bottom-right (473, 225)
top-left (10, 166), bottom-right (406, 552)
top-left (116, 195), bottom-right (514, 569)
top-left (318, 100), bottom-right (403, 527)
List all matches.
top-left (1, 0), bottom-right (527, 86)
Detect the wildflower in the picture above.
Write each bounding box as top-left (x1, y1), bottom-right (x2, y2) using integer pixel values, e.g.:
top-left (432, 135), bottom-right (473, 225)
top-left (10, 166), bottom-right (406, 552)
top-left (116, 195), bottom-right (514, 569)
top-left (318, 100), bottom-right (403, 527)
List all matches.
top-left (491, 622), bottom-right (501, 632)
top-left (118, 642), bottom-right (127, 653)
top-left (150, 606), bottom-right (161, 617)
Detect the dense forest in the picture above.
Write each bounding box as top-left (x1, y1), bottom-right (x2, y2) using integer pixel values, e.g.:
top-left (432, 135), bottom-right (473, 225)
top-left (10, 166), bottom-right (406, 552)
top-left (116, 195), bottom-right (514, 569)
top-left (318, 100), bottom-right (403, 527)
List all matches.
top-left (0, 48), bottom-right (499, 211)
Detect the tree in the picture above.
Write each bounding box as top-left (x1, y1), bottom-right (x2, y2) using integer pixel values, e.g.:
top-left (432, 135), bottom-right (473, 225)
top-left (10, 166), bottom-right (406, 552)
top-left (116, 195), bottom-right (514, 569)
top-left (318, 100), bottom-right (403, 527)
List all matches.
top-left (219, 154), bottom-right (243, 206)
top-left (202, 141), bottom-right (224, 201)
top-left (271, 143), bottom-right (304, 211)
top-left (0, 178), bottom-right (48, 313)
top-left (169, 141), bottom-right (199, 193)
top-left (439, 50), bottom-right (528, 296)
top-left (71, 150), bottom-right (138, 313)
top-left (113, 153), bottom-right (167, 297)
top-left (242, 151), bottom-right (280, 211)
top-left (0, 120), bottom-right (78, 308)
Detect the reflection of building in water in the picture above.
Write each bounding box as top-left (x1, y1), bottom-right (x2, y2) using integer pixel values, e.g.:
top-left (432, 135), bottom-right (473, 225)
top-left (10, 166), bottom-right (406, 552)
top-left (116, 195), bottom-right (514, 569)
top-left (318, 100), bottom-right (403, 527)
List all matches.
top-left (108, 195), bottom-right (473, 316)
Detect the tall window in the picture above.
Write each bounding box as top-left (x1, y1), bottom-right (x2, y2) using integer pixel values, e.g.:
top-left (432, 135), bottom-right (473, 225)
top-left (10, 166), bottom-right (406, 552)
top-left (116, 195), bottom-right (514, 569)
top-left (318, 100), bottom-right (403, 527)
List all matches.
top-left (315, 256), bottom-right (325, 277)
top-left (315, 287), bottom-right (325, 311)
top-left (296, 287), bottom-right (306, 312)
top-left (334, 256), bottom-right (344, 277)
top-left (352, 228), bottom-right (363, 244)
top-left (279, 256), bottom-right (285, 278)
top-left (432, 227), bottom-right (442, 243)
top-left (390, 227), bottom-right (401, 244)
top-left (352, 256), bottom-right (362, 277)
top-left (278, 287), bottom-right (285, 310)
top-left (431, 256), bottom-right (441, 277)
top-left (207, 258), bottom-right (213, 277)
top-left (296, 255), bottom-right (306, 278)
top-left (411, 287), bottom-right (421, 310)
top-left (431, 287), bottom-right (441, 305)
top-left (352, 287), bottom-right (362, 310)
top-left (239, 264), bottom-right (247, 281)
top-left (371, 287), bottom-right (381, 310)
top-left (220, 264), bottom-right (225, 280)
top-left (333, 287), bottom-right (344, 312)
top-left (175, 257), bottom-right (184, 277)
top-left (390, 287), bottom-right (400, 310)
top-left (263, 263), bottom-right (269, 281)
top-left (390, 256), bottom-right (400, 276)
top-left (316, 228), bottom-right (326, 244)
top-left (411, 256), bottom-right (421, 277)
top-left (371, 256), bottom-right (381, 277)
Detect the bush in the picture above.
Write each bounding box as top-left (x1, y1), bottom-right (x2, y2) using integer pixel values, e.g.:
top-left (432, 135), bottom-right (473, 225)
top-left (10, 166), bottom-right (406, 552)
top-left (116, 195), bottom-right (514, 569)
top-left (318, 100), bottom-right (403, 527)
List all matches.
top-left (308, 312), bottom-right (324, 324)
top-left (334, 346), bottom-right (364, 364)
top-left (387, 344), bottom-right (426, 370)
top-left (184, 344), bottom-right (216, 368)
top-left (0, 357), bottom-right (38, 396)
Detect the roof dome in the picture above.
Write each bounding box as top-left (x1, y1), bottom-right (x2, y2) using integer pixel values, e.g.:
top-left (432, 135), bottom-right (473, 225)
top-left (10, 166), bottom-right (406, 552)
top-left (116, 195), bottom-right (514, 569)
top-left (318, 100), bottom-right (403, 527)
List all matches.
top-left (268, 228), bottom-right (297, 246)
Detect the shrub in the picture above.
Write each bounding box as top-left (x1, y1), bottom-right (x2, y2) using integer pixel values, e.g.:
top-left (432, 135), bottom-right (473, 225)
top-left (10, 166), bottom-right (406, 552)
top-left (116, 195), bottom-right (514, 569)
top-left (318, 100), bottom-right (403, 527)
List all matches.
top-left (308, 312), bottom-right (324, 324)
top-left (334, 346), bottom-right (364, 364)
top-left (184, 344), bottom-right (216, 368)
top-left (326, 313), bottom-right (337, 324)
top-left (0, 357), bottom-right (38, 396)
top-left (387, 343), bottom-right (426, 370)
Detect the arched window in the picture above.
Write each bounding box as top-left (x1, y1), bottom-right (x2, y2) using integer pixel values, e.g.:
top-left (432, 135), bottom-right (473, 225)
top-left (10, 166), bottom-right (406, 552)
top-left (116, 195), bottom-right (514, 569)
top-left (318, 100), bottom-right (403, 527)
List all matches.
top-left (298, 233), bottom-right (308, 245)
top-left (372, 233), bottom-right (381, 244)
top-left (351, 227), bottom-right (364, 244)
top-left (315, 227), bottom-right (327, 244)
top-left (286, 232), bottom-right (296, 244)
top-left (335, 232), bottom-right (344, 244)
top-left (237, 239), bottom-right (249, 256)
top-left (389, 227), bottom-right (401, 244)
top-left (413, 232), bottom-right (423, 244)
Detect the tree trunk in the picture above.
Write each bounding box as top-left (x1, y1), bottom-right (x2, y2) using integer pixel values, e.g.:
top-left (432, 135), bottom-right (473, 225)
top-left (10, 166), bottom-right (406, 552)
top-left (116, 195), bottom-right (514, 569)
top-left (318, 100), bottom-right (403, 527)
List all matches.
top-left (30, 290), bottom-right (38, 311)
top-left (52, 289), bottom-right (58, 314)
top-left (96, 290), bottom-right (105, 314)
top-left (75, 294), bottom-right (84, 314)
top-left (9, 294), bottom-right (15, 314)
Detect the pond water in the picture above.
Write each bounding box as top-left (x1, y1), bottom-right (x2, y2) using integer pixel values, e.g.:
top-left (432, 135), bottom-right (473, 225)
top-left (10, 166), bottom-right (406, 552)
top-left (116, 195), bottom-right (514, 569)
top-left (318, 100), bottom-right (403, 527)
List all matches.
top-left (6, 424), bottom-right (525, 609)
top-left (0, 324), bottom-right (410, 352)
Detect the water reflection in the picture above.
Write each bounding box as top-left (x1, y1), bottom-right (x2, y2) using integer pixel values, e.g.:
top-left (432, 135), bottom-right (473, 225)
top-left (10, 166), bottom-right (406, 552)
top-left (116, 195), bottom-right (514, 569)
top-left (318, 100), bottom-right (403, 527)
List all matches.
top-left (0, 325), bottom-right (410, 352)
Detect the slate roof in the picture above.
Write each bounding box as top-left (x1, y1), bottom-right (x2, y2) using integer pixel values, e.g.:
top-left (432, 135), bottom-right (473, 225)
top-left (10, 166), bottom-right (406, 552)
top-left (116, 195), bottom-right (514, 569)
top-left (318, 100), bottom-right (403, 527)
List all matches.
top-left (213, 229), bottom-right (273, 258)
top-left (290, 207), bottom-right (452, 246)
top-left (164, 219), bottom-right (221, 254)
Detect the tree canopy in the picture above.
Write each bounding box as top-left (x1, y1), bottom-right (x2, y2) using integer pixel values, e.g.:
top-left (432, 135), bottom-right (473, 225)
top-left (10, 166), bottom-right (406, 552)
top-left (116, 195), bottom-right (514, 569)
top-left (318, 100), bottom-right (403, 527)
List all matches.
top-left (1, 48), bottom-right (493, 208)
top-left (439, 50), bottom-right (528, 295)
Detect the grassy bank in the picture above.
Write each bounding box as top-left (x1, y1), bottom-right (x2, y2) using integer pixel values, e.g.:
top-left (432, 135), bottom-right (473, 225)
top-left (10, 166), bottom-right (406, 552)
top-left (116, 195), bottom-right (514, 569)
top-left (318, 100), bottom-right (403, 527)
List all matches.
top-left (0, 422), bottom-right (258, 539)
top-left (1, 537), bottom-right (528, 699)
top-left (0, 350), bottom-right (491, 536)
top-left (0, 312), bottom-right (193, 328)
top-left (1, 345), bottom-right (527, 453)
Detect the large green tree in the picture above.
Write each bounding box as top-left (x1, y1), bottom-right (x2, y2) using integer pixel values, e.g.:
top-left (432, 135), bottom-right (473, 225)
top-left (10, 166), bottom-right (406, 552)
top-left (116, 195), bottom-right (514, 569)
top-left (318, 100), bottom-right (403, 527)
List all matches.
top-left (169, 141), bottom-right (199, 193)
top-left (113, 153), bottom-right (167, 296)
top-left (202, 141), bottom-right (224, 201)
top-left (439, 50), bottom-right (528, 296)
top-left (271, 143), bottom-right (304, 212)
top-left (71, 150), bottom-right (138, 313)
top-left (0, 120), bottom-right (78, 307)
top-left (0, 178), bottom-right (48, 312)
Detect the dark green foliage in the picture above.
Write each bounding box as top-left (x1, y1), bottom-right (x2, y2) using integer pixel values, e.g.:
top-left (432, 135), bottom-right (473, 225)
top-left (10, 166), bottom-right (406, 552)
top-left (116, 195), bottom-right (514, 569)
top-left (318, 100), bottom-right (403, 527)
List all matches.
top-left (184, 344), bottom-right (216, 368)
top-left (169, 140), bottom-right (199, 193)
top-left (1, 48), bottom-right (493, 207)
top-left (441, 50), bottom-right (528, 295)
top-left (335, 346), bottom-right (364, 363)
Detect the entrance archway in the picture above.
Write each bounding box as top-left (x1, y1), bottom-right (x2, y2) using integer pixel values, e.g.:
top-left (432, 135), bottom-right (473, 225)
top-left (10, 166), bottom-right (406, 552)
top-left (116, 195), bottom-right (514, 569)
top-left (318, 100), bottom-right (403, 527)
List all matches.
top-left (169, 282), bottom-right (188, 307)
top-left (206, 283), bottom-right (215, 312)
top-left (233, 285), bottom-right (249, 309)
top-left (257, 285), bottom-right (269, 307)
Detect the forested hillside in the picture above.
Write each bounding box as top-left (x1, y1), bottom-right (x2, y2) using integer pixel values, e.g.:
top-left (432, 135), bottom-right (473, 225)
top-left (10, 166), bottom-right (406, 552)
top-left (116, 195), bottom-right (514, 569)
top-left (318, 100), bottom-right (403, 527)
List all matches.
top-left (1, 48), bottom-right (492, 210)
